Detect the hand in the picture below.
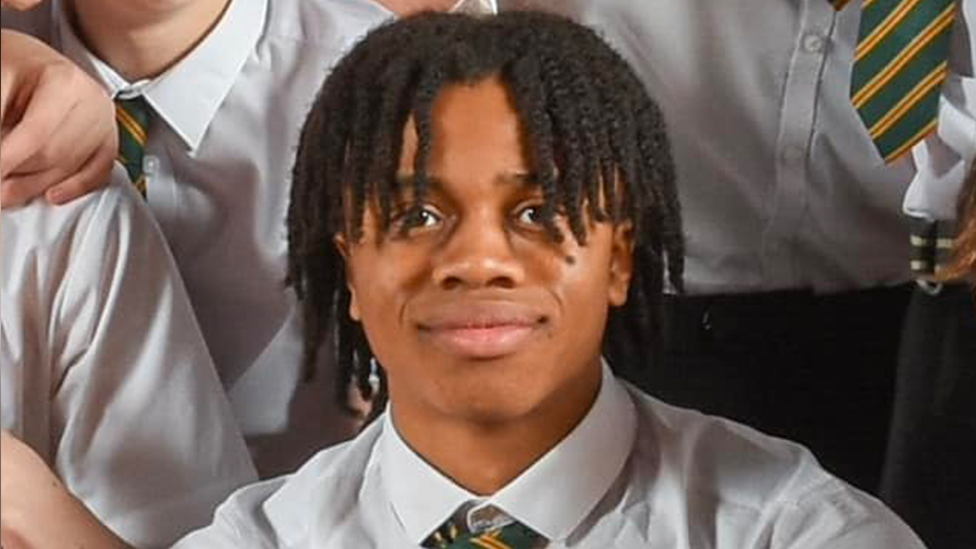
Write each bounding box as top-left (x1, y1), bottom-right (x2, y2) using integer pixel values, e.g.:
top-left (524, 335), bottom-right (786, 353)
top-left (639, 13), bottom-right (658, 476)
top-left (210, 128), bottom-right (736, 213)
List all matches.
top-left (0, 29), bottom-right (117, 207)
top-left (0, 430), bottom-right (130, 549)
top-left (0, 0), bottom-right (44, 10)
top-left (0, 429), bottom-right (64, 548)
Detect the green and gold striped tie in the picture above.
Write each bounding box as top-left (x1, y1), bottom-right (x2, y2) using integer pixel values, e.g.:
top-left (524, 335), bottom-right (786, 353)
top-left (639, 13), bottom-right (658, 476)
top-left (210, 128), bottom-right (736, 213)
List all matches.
top-left (832, 0), bottom-right (958, 162)
top-left (424, 519), bottom-right (546, 549)
top-left (115, 96), bottom-right (151, 196)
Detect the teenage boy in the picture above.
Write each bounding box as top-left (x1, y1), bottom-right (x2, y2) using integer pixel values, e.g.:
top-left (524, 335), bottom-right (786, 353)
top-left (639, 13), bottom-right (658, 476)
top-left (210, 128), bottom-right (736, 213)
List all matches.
top-left (0, 0), bottom-right (391, 476)
top-left (0, 11), bottom-right (925, 549)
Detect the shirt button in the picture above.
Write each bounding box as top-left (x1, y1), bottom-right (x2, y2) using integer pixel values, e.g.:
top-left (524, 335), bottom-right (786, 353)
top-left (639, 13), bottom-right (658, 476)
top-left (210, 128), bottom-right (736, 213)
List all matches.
top-left (802, 33), bottom-right (825, 53)
top-left (143, 156), bottom-right (159, 175)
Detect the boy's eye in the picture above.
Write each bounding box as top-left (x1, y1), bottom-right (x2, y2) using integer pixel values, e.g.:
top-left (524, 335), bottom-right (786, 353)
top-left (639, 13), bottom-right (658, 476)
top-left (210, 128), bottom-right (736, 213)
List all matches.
top-left (515, 204), bottom-right (546, 226)
top-left (391, 204), bottom-right (443, 234)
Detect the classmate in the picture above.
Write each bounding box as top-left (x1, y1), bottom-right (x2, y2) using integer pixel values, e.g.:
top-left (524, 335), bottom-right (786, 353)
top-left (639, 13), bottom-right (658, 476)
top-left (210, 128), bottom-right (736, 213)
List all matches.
top-left (1, 0), bottom-right (394, 476)
top-left (501, 0), bottom-right (976, 495)
top-left (2, 12), bottom-right (924, 549)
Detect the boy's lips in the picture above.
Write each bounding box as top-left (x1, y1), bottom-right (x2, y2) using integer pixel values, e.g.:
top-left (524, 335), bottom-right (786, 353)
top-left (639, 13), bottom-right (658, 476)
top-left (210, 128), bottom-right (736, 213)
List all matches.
top-left (415, 301), bottom-right (548, 359)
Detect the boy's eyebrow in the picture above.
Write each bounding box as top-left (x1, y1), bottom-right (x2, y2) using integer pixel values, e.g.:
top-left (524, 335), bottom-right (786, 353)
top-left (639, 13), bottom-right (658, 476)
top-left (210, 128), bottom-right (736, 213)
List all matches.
top-left (392, 172), bottom-right (543, 193)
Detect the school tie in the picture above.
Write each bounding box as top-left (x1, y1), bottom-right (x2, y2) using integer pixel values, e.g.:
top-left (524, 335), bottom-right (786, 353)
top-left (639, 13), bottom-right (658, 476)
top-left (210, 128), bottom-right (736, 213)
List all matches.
top-left (423, 518), bottom-right (546, 549)
top-left (832, 0), bottom-right (958, 162)
top-left (115, 96), bottom-right (151, 197)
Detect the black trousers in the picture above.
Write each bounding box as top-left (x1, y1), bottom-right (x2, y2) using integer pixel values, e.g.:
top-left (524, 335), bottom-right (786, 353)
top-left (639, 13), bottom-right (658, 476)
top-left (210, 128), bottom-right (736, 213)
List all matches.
top-left (622, 284), bottom-right (913, 494)
top-left (880, 285), bottom-right (976, 548)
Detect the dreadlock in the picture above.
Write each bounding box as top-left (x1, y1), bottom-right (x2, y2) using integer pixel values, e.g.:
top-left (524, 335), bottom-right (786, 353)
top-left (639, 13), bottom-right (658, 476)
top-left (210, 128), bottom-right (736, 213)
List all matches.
top-left (287, 11), bottom-right (684, 420)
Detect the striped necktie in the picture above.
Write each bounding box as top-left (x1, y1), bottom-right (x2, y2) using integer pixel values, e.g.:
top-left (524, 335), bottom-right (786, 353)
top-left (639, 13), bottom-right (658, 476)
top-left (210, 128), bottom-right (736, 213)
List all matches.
top-left (424, 519), bottom-right (546, 549)
top-left (115, 96), bottom-right (151, 197)
top-left (832, 0), bottom-right (958, 162)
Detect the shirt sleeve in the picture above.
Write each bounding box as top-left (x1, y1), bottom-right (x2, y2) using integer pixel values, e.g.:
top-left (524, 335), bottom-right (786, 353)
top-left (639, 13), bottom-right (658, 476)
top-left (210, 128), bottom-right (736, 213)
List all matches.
top-left (48, 180), bottom-right (257, 548)
top-left (769, 479), bottom-right (926, 549)
top-left (903, 0), bottom-right (976, 222)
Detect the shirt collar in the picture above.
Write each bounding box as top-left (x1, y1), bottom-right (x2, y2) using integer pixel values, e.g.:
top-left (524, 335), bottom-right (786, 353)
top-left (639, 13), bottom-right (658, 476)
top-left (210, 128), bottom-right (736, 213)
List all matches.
top-left (53, 0), bottom-right (267, 151)
top-left (380, 361), bottom-right (637, 544)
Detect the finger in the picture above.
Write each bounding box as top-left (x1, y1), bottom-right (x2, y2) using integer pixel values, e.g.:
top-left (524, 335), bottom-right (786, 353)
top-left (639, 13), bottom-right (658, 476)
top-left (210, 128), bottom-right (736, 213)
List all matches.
top-left (45, 141), bottom-right (116, 205)
top-left (0, 67), bottom-right (75, 177)
top-left (10, 90), bottom-right (113, 176)
top-left (1, 169), bottom-right (59, 207)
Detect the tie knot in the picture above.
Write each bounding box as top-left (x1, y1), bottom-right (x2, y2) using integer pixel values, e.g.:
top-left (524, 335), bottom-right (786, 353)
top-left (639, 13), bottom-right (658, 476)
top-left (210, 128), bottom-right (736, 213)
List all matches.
top-left (424, 515), bottom-right (546, 549)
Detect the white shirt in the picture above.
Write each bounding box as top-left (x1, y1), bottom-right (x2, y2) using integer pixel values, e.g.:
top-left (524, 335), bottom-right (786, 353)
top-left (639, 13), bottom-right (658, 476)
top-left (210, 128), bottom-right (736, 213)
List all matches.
top-left (2, 0), bottom-right (392, 476)
top-left (509, 0), bottom-right (975, 293)
top-left (0, 173), bottom-right (257, 548)
top-left (172, 365), bottom-right (924, 548)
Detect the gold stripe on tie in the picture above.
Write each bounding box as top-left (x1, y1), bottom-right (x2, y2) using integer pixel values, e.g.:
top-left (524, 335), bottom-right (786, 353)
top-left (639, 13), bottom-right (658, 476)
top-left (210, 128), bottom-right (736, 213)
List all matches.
top-left (115, 96), bottom-right (152, 196)
top-left (868, 60), bottom-right (947, 138)
top-left (116, 104), bottom-right (148, 145)
top-left (853, 0), bottom-right (927, 64)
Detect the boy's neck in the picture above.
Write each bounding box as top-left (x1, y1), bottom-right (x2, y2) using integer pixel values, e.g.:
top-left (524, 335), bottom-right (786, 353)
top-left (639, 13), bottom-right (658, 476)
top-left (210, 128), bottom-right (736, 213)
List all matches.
top-left (69, 0), bottom-right (231, 81)
top-left (391, 366), bottom-right (602, 496)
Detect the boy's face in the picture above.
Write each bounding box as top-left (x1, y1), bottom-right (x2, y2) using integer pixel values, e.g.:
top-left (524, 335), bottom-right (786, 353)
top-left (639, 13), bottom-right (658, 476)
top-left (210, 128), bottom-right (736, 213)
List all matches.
top-left (338, 76), bottom-right (634, 426)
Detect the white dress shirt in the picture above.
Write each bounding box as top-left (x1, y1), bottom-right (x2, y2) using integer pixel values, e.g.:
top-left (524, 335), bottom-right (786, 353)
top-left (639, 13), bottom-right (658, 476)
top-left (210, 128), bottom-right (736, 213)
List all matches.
top-left (508, 0), bottom-right (975, 293)
top-left (0, 173), bottom-right (256, 548)
top-left (172, 364), bottom-right (923, 548)
top-left (2, 0), bottom-right (391, 476)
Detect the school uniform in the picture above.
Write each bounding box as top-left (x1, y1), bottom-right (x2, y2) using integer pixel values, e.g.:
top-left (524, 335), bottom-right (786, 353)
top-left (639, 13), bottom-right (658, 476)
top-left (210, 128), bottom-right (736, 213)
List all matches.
top-left (1, 0), bottom-right (391, 476)
top-left (0, 172), bottom-right (256, 547)
top-left (172, 364), bottom-right (923, 549)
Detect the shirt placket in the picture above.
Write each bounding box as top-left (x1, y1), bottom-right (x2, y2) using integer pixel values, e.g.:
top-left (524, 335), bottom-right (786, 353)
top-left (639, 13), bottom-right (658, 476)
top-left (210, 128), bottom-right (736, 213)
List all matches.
top-left (764, 0), bottom-right (838, 288)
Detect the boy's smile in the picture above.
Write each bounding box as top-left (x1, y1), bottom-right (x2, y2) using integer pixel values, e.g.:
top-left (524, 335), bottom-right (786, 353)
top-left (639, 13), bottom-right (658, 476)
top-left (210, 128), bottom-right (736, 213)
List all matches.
top-left (412, 297), bottom-right (548, 359)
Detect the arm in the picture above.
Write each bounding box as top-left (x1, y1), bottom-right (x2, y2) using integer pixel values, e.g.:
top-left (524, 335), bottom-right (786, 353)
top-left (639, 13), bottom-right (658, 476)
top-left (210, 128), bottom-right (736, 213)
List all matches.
top-left (46, 178), bottom-right (257, 546)
top-left (0, 28), bottom-right (116, 206)
top-left (0, 430), bottom-right (130, 549)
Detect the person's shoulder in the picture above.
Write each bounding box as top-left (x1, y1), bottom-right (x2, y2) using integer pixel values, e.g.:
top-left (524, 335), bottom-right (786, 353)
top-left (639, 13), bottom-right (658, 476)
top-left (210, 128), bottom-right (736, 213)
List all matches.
top-left (193, 420), bottom-right (383, 544)
top-left (627, 385), bottom-right (822, 505)
top-left (1, 170), bottom-right (146, 262)
top-left (262, 0), bottom-right (389, 48)
top-left (623, 386), bottom-right (923, 547)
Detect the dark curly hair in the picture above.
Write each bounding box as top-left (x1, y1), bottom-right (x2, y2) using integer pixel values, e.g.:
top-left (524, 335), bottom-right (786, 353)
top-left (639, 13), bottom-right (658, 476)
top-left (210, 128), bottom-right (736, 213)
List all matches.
top-left (287, 11), bottom-right (683, 419)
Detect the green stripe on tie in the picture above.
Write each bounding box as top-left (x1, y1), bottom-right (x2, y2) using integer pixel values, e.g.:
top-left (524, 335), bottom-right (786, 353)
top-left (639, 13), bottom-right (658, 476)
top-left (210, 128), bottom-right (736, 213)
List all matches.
top-left (833, 0), bottom-right (957, 162)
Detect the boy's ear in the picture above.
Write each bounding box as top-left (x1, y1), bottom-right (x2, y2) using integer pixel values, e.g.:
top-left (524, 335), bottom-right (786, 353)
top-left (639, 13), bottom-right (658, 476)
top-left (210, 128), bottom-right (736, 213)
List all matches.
top-left (333, 233), bottom-right (361, 321)
top-left (608, 221), bottom-right (635, 307)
